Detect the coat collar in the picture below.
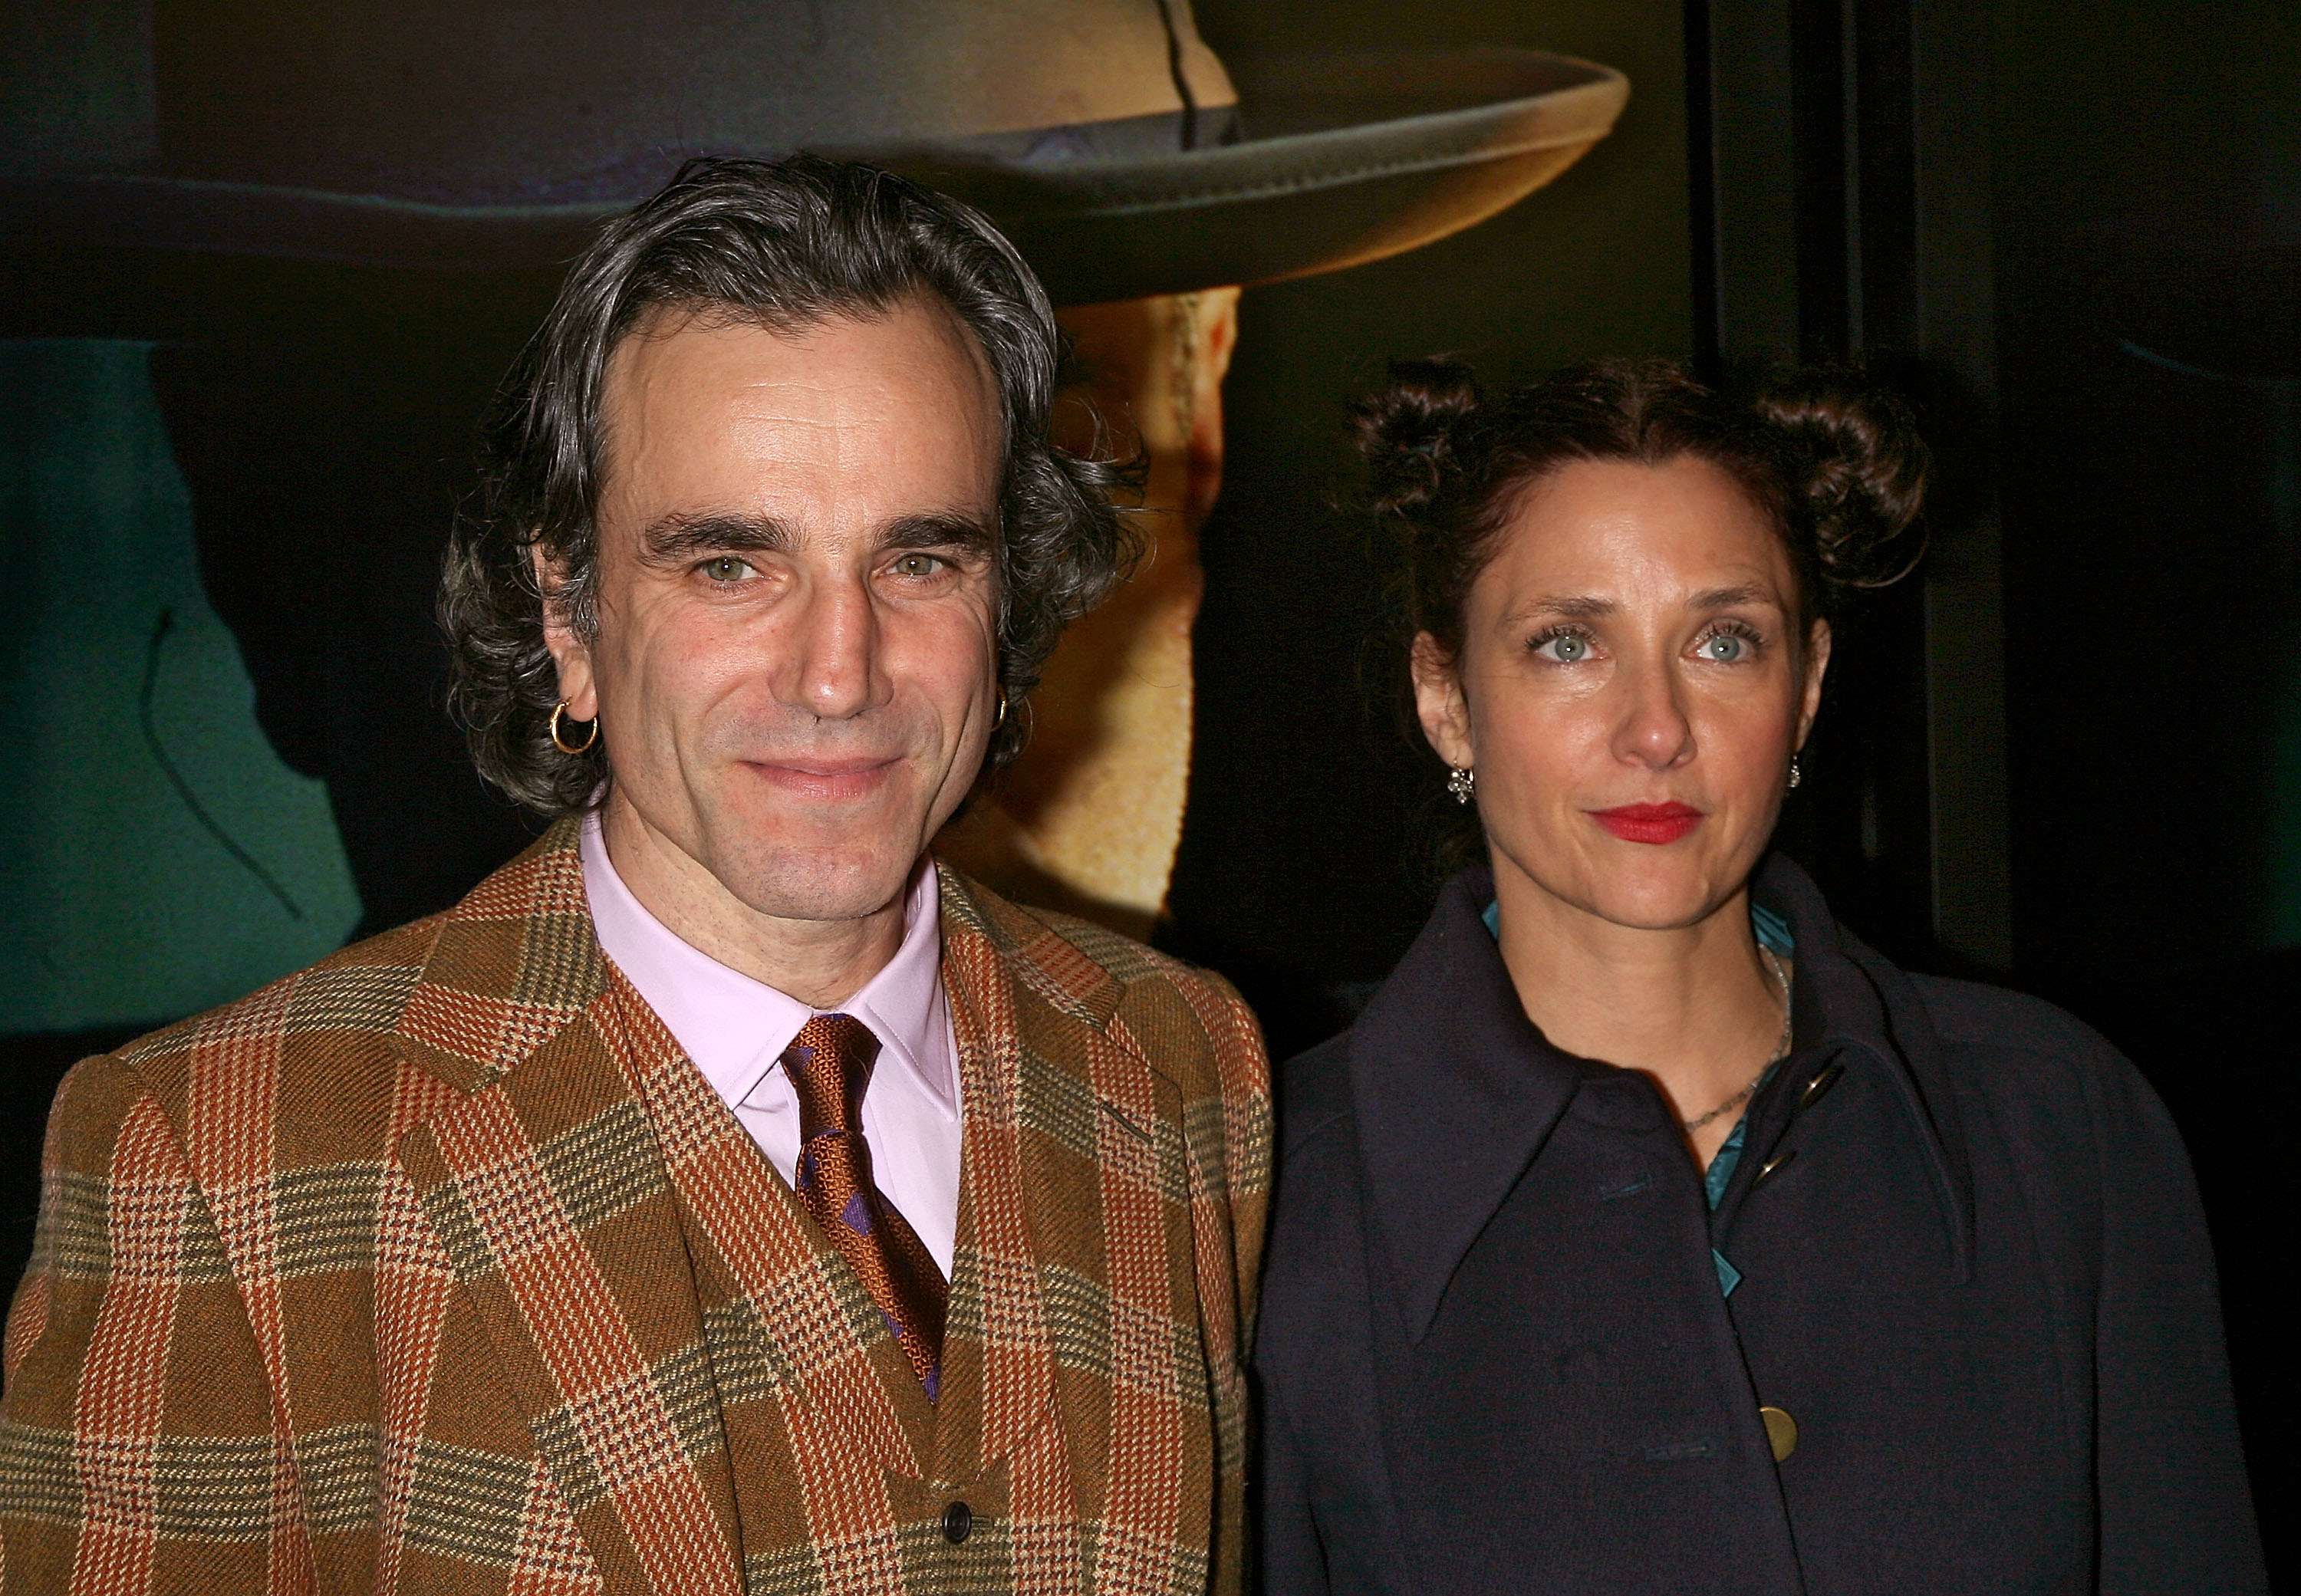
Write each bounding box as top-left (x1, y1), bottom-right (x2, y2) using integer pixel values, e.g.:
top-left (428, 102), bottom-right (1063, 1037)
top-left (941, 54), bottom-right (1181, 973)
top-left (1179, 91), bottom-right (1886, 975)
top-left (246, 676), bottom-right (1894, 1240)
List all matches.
top-left (1348, 854), bottom-right (1974, 1342)
top-left (387, 819), bottom-right (1131, 1104)
top-left (389, 816), bottom-right (610, 1098)
top-left (1347, 866), bottom-right (1626, 1344)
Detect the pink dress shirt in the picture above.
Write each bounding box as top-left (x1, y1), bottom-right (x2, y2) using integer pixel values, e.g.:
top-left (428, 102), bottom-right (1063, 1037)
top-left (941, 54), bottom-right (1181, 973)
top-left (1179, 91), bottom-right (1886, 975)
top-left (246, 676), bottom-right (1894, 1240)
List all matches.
top-left (578, 813), bottom-right (964, 1275)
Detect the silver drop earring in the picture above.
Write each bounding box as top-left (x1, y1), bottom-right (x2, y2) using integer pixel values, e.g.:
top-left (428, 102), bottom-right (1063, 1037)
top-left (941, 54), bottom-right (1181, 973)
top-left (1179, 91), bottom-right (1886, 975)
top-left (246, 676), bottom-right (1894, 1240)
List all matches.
top-left (1787, 754), bottom-right (1802, 791)
top-left (1447, 766), bottom-right (1476, 805)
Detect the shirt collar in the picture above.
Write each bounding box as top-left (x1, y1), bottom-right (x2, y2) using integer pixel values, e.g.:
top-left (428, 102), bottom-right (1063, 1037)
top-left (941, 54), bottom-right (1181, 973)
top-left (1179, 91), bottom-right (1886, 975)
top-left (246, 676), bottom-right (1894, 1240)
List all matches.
top-left (578, 811), bottom-right (955, 1118)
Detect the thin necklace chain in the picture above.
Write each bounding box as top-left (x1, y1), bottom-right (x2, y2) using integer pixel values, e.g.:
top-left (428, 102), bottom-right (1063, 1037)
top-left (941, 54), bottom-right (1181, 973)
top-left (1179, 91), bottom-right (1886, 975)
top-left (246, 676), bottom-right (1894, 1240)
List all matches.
top-left (1681, 945), bottom-right (1794, 1134)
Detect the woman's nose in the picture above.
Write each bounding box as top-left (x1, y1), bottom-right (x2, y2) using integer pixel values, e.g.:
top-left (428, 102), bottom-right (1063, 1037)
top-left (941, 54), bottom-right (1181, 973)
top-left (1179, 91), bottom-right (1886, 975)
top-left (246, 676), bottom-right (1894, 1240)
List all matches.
top-left (1611, 658), bottom-right (1697, 769)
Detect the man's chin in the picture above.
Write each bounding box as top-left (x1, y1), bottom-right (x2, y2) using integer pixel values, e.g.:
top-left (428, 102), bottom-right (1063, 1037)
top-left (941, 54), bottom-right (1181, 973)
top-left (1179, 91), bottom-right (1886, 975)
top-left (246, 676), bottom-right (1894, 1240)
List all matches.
top-left (711, 841), bottom-right (920, 925)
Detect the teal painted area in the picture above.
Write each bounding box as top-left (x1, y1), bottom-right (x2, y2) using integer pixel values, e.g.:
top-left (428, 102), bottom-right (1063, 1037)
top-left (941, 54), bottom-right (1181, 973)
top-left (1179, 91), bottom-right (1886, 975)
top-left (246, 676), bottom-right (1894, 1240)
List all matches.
top-left (0, 0), bottom-right (156, 173)
top-left (0, 341), bottom-right (361, 1032)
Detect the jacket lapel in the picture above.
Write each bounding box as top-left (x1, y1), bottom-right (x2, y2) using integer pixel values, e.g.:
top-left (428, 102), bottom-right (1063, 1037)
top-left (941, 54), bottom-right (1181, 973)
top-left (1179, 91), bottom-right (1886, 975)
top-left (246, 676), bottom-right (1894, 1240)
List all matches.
top-left (939, 867), bottom-right (1236, 1594)
top-left (389, 828), bottom-right (1202, 1591)
top-left (388, 823), bottom-right (746, 1596)
top-left (930, 877), bottom-right (1084, 1477)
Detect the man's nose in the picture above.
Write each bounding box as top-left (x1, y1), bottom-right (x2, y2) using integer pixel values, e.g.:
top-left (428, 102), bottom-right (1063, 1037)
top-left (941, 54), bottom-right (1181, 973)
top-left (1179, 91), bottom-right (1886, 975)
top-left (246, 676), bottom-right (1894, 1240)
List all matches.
top-left (1610, 654), bottom-right (1697, 770)
top-left (782, 574), bottom-right (891, 721)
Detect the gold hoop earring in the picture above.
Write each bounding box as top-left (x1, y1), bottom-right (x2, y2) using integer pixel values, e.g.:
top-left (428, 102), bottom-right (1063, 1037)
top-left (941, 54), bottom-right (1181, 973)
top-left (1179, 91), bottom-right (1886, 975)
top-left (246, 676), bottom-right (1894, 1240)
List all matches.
top-left (550, 698), bottom-right (600, 755)
top-left (993, 689), bottom-right (1009, 729)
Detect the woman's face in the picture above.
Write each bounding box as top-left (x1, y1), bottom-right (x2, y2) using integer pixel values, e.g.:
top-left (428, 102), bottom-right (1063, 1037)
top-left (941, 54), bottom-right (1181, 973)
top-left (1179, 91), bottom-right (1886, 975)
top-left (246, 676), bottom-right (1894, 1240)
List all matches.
top-left (1414, 454), bottom-right (1829, 932)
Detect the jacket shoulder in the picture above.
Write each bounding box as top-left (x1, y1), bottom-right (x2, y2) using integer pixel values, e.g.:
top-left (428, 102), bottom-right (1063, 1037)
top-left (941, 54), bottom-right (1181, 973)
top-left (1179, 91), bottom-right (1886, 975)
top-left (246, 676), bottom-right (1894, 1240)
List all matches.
top-left (91, 913), bottom-right (458, 1159)
top-left (1905, 972), bottom-right (2178, 1150)
top-left (939, 866), bottom-right (1216, 1001)
top-left (112, 912), bottom-right (444, 1068)
top-left (939, 867), bottom-right (1269, 1101)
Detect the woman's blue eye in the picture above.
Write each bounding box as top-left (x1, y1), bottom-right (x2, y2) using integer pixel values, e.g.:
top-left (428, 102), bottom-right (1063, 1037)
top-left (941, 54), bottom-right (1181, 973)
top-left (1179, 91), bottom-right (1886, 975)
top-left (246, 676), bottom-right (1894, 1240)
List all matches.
top-left (1700, 633), bottom-right (1748, 661)
top-left (1537, 633), bottom-right (1590, 663)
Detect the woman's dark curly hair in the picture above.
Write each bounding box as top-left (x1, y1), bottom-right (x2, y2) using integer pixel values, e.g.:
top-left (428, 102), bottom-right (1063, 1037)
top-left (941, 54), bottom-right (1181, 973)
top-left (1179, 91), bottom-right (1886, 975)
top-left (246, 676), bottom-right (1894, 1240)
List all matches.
top-left (439, 153), bottom-right (1137, 815)
top-left (1355, 354), bottom-right (1928, 675)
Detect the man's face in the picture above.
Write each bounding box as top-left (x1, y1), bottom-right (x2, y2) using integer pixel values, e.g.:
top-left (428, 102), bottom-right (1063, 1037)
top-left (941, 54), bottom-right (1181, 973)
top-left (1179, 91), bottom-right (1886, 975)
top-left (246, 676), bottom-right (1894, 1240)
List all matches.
top-left (549, 296), bottom-right (1006, 925)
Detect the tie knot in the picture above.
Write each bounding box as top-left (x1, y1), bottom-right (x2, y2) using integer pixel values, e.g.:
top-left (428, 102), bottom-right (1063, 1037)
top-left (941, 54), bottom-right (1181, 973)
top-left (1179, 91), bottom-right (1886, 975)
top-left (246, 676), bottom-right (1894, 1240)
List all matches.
top-left (781, 1012), bottom-right (879, 1135)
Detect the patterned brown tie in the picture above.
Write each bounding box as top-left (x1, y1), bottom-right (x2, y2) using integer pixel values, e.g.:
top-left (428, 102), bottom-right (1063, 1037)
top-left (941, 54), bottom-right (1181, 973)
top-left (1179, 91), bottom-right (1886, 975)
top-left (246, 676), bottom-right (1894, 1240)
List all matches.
top-left (779, 1012), bottom-right (950, 1399)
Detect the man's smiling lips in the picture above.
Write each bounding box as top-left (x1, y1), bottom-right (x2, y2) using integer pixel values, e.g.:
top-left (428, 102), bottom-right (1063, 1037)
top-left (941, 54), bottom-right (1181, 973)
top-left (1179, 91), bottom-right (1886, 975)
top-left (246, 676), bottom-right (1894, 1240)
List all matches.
top-left (739, 755), bottom-right (903, 801)
top-left (1587, 801), bottom-right (1706, 844)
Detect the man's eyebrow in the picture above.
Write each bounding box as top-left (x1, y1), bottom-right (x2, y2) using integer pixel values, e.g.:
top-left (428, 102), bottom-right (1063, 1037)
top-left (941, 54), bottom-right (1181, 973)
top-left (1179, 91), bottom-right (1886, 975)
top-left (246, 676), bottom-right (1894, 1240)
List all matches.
top-left (876, 511), bottom-right (999, 558)
top-left (637, 512), bottom-right (794, 565)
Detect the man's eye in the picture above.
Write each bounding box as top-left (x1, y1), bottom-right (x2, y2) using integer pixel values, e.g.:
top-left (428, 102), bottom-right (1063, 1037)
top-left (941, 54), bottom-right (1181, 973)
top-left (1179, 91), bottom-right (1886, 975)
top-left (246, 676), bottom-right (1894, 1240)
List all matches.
top-left (1532, 631), bottom-right (1592, 663)
top-left (890, 553), bottom-right (944, 578)
top-left (700, 556), bottom-right (755, 583)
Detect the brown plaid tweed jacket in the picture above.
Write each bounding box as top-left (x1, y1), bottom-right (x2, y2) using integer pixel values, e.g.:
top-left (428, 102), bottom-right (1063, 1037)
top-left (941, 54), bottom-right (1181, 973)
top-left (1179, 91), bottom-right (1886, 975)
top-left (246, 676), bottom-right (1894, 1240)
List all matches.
top-left (0, 822), bottom-right (1270, 1594)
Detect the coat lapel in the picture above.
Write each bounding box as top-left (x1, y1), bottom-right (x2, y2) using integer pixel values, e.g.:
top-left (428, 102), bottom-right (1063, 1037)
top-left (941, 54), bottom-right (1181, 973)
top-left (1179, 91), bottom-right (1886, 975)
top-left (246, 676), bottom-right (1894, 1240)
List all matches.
top-left (1736, 853), bottom-right (1975, 1281)
top-left (387, 826), bottom-right (1209, 1594)
top-left (1349, 869), bottom-right (1600, 1344)
top-left (388, 823), bottom-right (746, 1596)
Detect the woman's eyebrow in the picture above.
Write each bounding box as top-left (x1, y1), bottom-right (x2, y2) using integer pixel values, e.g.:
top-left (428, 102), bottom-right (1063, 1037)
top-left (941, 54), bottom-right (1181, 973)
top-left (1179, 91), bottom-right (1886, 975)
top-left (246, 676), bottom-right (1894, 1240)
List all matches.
top-left (1688, 583), bottom-right (1776, 610)
top-left (1514, 593), bottom-right (1617, 620)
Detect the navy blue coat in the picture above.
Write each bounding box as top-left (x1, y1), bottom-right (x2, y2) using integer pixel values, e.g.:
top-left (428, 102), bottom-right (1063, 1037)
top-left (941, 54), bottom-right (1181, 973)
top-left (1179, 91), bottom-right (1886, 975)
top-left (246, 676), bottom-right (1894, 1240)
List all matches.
top-left (1255, 857), bottom-right (2263, 1594)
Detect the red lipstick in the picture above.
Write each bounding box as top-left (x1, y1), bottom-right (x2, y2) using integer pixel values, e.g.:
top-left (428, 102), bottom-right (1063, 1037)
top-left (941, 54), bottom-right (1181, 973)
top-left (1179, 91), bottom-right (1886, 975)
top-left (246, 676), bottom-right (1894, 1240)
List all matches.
top-left (1588, 802), bottom-right (1705, 844)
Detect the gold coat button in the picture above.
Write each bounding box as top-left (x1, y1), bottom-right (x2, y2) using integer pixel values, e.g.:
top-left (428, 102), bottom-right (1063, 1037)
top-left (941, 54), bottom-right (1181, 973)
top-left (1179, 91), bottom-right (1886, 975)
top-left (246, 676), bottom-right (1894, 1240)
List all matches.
top-left (1760, 1406), bottom-right (1799, 1462)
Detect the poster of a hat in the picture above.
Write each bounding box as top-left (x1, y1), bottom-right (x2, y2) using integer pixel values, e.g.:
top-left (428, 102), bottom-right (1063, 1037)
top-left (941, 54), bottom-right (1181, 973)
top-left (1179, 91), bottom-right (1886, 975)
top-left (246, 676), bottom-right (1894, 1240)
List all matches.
top-left (1, 0), bottom-right (1628, 1026)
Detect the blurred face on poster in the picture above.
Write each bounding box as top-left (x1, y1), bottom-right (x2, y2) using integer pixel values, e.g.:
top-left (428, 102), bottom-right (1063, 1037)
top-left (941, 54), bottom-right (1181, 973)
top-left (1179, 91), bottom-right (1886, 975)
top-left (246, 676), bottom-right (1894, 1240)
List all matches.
top-left (935, 286), bottom-right (1240, 935)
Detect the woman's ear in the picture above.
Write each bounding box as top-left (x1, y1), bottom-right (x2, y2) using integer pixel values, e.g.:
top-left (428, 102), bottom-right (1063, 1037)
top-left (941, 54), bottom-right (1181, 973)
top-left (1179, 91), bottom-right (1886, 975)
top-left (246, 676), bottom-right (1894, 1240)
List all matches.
top-left (1796, 617), bottom-right (1833, 749)
top-left (1411, 631), bottom-right (1475, 770)
top-left (532, 542), bottom-right (598, 720)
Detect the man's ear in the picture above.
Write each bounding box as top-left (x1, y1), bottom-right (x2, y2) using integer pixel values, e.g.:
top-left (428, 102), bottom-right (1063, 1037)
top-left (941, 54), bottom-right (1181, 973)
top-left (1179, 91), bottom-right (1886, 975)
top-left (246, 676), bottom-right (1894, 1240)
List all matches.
top-left (532, 542), bottom-right (598, 720)
top-left (1797, 617), bottom-right (1834, 749)
top-left (1410, 631), bottom-right (1474, 771)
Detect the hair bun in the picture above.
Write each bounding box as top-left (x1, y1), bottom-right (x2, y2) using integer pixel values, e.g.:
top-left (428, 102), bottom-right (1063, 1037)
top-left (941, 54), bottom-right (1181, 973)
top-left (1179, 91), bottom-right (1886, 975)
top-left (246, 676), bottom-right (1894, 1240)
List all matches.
top-left (1352, 357), bottom-right (1483, 517)
top-left (1754, 374), bottom-right (1931, 592)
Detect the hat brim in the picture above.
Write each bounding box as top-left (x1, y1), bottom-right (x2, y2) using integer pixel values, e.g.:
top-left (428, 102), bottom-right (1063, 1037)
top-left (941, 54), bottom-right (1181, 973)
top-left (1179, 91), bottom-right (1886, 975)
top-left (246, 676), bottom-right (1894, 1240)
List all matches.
top-left (2, 48), bottom-right (1627, 304)
top-left (882, 49), bottom-right (1629, 302)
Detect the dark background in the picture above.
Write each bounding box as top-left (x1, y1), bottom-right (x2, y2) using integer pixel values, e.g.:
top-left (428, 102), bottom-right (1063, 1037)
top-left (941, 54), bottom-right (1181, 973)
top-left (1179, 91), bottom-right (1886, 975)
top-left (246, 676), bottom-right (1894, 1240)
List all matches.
top-left (5, 0), bottom-right (2295, 1580)
top-left (1174, 4), bottom-right (2299, 1578)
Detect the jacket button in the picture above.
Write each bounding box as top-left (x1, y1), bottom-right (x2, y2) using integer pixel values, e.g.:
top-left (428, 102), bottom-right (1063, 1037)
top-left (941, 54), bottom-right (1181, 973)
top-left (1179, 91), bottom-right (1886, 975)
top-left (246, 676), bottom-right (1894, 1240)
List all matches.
top-left (1760, 1406), bottom-right (1799, 1462)
top-left (942, 1501), bottom-right (973, 1544)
